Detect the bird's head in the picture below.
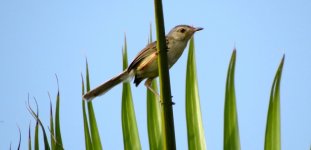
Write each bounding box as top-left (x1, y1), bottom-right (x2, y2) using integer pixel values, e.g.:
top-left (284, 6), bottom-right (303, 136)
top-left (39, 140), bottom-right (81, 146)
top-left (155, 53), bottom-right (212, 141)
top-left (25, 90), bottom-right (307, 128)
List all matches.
top-left (167, 25), bottom-right (203, 41)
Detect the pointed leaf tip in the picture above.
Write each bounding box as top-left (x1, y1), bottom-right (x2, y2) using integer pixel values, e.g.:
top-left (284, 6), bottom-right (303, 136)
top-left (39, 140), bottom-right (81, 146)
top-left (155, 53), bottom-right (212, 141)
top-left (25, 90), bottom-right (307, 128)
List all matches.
top-left (224, 49), bottom-right (240, 150)
top-left (264, 54), bottom-right (285, 150)
top-left (281, 55), bottom-right (285, 65)
top-left (232, 48), bottom-right (237, 56)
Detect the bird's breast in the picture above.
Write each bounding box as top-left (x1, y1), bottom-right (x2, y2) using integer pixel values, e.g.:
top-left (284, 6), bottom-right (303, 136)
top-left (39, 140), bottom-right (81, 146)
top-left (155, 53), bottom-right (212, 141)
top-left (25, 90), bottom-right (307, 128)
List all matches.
top-left (167, 40), bottom-right (188, 67)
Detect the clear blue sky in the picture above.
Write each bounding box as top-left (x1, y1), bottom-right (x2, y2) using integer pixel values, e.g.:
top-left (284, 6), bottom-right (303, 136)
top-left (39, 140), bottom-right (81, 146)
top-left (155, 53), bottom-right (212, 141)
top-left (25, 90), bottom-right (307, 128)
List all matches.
top-left (1, 0), bottom-right (310, 149)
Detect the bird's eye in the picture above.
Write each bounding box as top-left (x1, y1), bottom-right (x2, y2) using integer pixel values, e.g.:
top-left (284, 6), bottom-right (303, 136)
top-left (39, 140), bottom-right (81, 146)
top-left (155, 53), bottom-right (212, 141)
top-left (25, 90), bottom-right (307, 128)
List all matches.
top-left (179, 28), bottom-right (186, 33)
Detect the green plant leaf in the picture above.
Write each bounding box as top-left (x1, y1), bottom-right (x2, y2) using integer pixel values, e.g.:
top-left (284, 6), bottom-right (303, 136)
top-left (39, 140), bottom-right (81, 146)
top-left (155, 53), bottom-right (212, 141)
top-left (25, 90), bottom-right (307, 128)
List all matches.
top-left (121, 35), bottom-right (142, 150)
top-left (28, 123), bottom-right (32, 150)
top-left (185, 37), bottom-right (207, 150)
top-left (33, 99), bottom-right (39, 150)
top-left (17, 126), bottom-right (21, 150)
top-left (81, 75), bottom-right (93, 150)
top-left (264, 55), bottom-right (285, 150)
top-left (147, 80), bottom-right (163, 150)
top-left (49, 76), bottom-right (64, 150)
top-left (154, 0), bottom-right (176, 148)
top-left (85, 59), bottom-right (103, 150)
top-left (49, 94), bottom-right (56, 150)
top-left (224, 49), bottom-right (241, 150)
top-left (147, 27), bottom-right (163, 150)
top-left (27, 99), bottom-right (51, 150)
top-left (55, 88), bottom-right (63, 149)
top-left (34, 120), bottom-right (39, 150)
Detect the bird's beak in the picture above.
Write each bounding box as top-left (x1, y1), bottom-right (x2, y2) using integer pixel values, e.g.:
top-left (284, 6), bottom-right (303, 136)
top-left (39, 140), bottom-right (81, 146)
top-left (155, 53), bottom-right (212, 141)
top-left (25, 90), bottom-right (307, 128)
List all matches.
top-left (194, 27), bottom-right (203, 32)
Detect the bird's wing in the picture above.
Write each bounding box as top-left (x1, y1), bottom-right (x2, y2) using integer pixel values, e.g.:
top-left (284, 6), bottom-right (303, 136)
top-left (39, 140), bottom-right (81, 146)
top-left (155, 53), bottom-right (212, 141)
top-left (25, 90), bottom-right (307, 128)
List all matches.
top-left (128, 38), bottom-right (170, 71)
top-left (128, 41), bottom-right (157, 70)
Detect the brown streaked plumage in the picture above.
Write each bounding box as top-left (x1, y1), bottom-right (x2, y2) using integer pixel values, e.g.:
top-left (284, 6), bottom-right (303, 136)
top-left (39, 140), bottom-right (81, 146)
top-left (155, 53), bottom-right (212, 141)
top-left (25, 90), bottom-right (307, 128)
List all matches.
top-left (83, 25), bottom-right (203, 101)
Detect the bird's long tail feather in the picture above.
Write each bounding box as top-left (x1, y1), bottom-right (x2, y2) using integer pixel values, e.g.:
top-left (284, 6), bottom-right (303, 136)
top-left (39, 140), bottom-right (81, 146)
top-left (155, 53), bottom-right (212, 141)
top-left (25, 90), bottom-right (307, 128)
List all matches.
top-left (83, 70), bottom-right (131, 101)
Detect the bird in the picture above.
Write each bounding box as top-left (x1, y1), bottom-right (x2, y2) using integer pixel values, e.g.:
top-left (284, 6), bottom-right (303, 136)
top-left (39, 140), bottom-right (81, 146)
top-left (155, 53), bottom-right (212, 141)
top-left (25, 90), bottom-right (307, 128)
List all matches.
top-left (83, 25), bottom-right (203, 101)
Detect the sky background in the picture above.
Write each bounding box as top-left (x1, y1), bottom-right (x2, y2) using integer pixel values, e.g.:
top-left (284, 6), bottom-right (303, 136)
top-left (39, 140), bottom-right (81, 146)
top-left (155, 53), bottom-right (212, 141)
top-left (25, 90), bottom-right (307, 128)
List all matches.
top-left (1, 0), bottom-right (311, 149)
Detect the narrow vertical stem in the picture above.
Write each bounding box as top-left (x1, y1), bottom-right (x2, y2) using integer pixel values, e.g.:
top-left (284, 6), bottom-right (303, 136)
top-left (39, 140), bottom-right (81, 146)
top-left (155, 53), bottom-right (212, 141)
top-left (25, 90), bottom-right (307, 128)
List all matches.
top-left (154, 0), bottom-right (176, 149)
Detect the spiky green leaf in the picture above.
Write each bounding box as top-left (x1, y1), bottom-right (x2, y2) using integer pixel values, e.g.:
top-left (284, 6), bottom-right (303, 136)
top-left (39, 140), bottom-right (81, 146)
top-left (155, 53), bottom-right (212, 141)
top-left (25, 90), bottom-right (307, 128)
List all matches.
top-left (17, 126), bottom-right (21, 150)
top-left (147, 28), bottom-right (163, 150)
top-left (224, 50), bottom-right (241, 150)
top-left (86, 60), bottom-right (103, 150)
top-left (121, 36), bottom-right (142, 150)
top-left (55, 89), bottom-right (63, 149)
top-left (28, 124), bottom-right (32, 150)
top-left (185, 37), bottom-right (207, 150)
top-left (34, 100), bottom-right (39, 150)
top-left (264, 55), bottom-right (285, 150)
top-left (147, 80), bottom-right (163, 150)
top-left (49, 95), bottom-right (56, 150)
top-left (81, 75), bottom-right (93, 150)
top-left (27, 101), bottom-right (51, 150)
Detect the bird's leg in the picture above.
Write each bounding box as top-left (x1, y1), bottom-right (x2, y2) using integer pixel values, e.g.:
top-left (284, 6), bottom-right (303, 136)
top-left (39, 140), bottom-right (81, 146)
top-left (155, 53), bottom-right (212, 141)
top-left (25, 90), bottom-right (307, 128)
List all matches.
top-left (144, 78), bottom-right (175, 105)
top-left (144, 78), bottom-right (160, 97)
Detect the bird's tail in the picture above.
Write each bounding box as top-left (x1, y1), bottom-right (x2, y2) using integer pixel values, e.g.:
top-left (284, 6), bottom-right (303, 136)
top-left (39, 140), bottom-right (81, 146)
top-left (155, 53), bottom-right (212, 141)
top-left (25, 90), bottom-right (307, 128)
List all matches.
top-left (83, 70), bottom-right (132, 101)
